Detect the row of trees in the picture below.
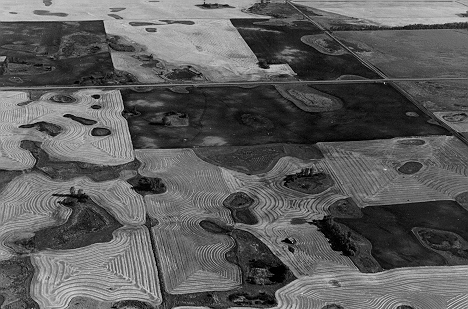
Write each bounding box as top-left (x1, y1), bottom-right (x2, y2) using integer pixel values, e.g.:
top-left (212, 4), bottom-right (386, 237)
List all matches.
top-left (330, 21), bottom-right (468, 31)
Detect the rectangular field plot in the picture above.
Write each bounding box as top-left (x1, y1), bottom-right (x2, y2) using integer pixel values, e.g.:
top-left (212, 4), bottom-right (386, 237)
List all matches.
top-left (295, 0), bottom-right (468, 26)
top-left (335, 29), bottom-right (468, 78)
top-left (121, 84), bottom-right (448, 149)
top-left (230, 19), bottom-right (380, 80)
top-left (0, 0), bottom-right (259, 21)
top-left (0, 21), bottom-right (120, 86)
top-left (104, 19), bottom-right (295, 83)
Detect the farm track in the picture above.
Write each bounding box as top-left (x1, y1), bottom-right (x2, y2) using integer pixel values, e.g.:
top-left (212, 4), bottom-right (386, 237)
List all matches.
top-left (1, 76), bottom-right (468, 91)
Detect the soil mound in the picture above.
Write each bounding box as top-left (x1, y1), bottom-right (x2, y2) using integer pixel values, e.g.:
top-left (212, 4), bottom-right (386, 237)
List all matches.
top-left (276, 85), bottom-right (343, 112)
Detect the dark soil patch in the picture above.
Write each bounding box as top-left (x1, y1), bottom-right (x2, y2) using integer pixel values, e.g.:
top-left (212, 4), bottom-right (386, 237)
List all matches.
top-left (230, 19), bottom-right (379, 80)
top-left (396, 306), bottom-right (415, 309)
top-left (91, 94), bottom-right (101, 99)
top-left (112, 300), bottom-right (153, 309)
top-left (91, 127), bottom-right (111, 136)
top-left (398, 139), bottom-right (426, 146)
top-left (108, 14), bottom-right (123, 19)
top-left (160, 20), bottom-right (195, 25)
top-left (63, 114), bottom-right (97, 125)
top-left (224, 192), bottom-right (255, 209)
top-left (20, 140), bottom-right (140, 181)
top-left (127, 175), bottom-right (166, 195)
top-left (0, 21), bottom-right (115, 87)
top-left (33, 10), bottom-right (68, 17)
top-left (163, 229), bottom-right (296, 308)
top-left (146, 28), bottom-right (157, 33)
top-left (223, 192), bottom-right (258, 225)
top-left (397, 161), bottom-right (423, 174)
top-left (196, 3), bottom-right (234, 9)
top-left (165, 67), bottom-right (203, 80)
top-left (19, 121), bottom-right (62, 136)
top-left (129, 22), bottom-right (158, 26)
top-left (199, 219), bottom-right (233, 234)
top-left (284, 168), bottom-right (334, 194)
top-left (0, 257), bottom-right (39, 309)
top-left (322, 305), bottom-right (344, 309)
top-left (290, 218), bottom-right (308, 225)
top-left (14, 195), bottom-right (123, 251)
top-left (122, 85), bottom-right (448, 149)
top-left (328, 198), bottom-right (362, 218)
top-left (336, 200), bottom-right (468, 269)
top-left (50, 94), bottom-right (77, 103)
top-left (110, 8), bottom-right (126, 12)
top-left (90, 105), bottom-right (102, 109)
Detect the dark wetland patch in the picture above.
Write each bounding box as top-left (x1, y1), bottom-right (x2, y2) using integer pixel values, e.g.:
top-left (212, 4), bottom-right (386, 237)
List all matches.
top-left (63, 114), bottom-right (97, 125)
top-left (122, 85), bottom-right (448, 149)
top-left (0, 21), bottom-right (115, 86)
top-left (13, 195), bottom-right (123, 251)
top-left (397, 161), bottom-right (423, 174)
top-left (19, 121), bottom-right (62, 136)
top-left (127, 175), bottom-right (166, 195)
top-left (108, 14), bottom-right (124, 20)
top-left (160, 20), bottom-right (195, 25)
top-left (33, 10), bottom-right (68, 17)
top-left (284, 168), bottom-right (334, 194)
top-left (336, 200), bottom-right (468, 269)
top-left (21, 140), bottom-right (140, 181)
top-left (0, 257), bottom-right (39, 309)
top-left (110, 8), bottom-right (126, 12)
top-left (91, 127), bottom-right (111, 136)
top-left (129, 22), bottom-right (158, 26)
top-left (223, 192), bottom-right (258, 225)
top-left (230, 19), bottom-right (379, 80)
top-left (163, 229), bottom-right (296, 308)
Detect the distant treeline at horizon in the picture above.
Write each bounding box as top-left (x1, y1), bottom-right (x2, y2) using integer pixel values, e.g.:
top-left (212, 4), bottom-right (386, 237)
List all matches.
top-left (330, 21), bottom-right (468, 31)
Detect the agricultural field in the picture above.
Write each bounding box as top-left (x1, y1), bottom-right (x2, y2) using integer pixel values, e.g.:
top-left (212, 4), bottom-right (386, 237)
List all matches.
top-left (335, 29), bottom-right (468, 78)
top-left (2, 0), bottom-right (468, 308)
top-left (104, 19), bottom-right (295, 83)
top-left (0, 0), bottom-right (261, 21)
top-left (231, 19), bottom-right (380, 80)
top-left (294, 0), bottom-right (468, 27)
top-left (0, 21), bottom-right (130, 86)
top-left (121, 84), bottom-right (447, 149)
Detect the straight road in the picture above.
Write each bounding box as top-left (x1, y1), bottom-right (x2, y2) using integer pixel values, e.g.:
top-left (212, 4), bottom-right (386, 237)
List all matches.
top-left (0, 76), bottom-right (467, 91)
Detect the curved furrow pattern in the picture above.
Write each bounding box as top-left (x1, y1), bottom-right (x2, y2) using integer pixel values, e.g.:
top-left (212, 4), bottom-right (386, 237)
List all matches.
top-left (31, 227), bottom-right (161, 308)
top-left (448, 294), bottom-right (468, 309)
top-left (0, 173), bottom-right (145, 234)
top-left (240, 220), bottom-right (356, 277)
top-left (136, 149), bottom-right (244, 294)
top-left (0, 90), bottom-right (133, 169)
top-left (275, 266), bottom-right (468, 309)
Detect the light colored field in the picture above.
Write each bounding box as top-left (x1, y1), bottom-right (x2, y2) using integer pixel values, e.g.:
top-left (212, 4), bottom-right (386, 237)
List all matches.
top-left (0, 90), bottom-right (133, 169)
top-left (137, 149), bottom-right (355, 279)
top-left (31, 226), bottom-right (162, 309)
top-left (275, 265), bottom-right (468, 309)
top-left (105, 19), bottom-right (295, 82)
top-left (335, 29), bottom-right (468, 78)
top-left (295, 0), bottom-right (468, 26)
top-left (0, 172), bottom-right (145, 260)
top-left (0, 0), bottom-right (261, 21)
top-left (318, 135), bottom-right (468, 206)
top-left (136, 149), bottom-right (241, 293)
